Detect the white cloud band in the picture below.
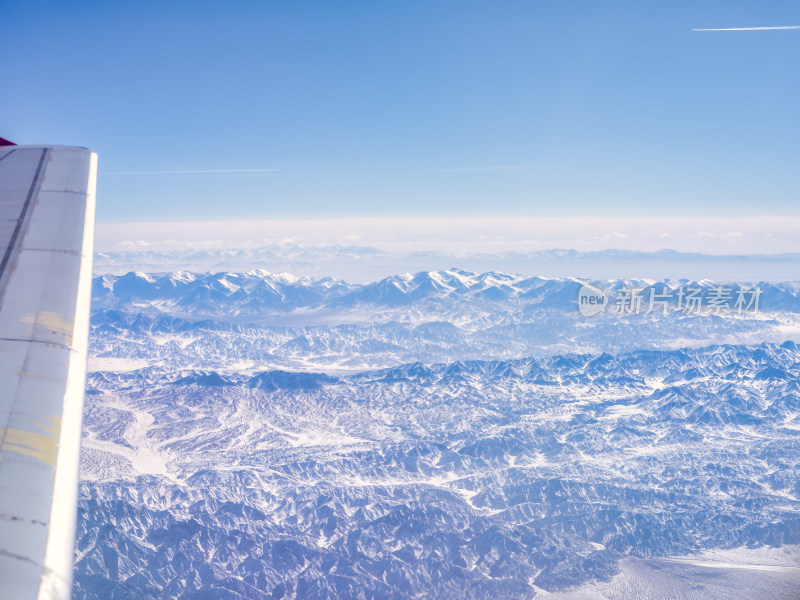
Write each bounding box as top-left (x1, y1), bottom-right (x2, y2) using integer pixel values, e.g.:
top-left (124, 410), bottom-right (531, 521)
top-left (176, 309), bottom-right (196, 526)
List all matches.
top-left (95, 216), bottom-right (800, 255)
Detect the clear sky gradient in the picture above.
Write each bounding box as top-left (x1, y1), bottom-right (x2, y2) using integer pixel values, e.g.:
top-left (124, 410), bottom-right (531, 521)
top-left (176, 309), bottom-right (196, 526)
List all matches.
top-left (3, 1), bottom-right (800, 224)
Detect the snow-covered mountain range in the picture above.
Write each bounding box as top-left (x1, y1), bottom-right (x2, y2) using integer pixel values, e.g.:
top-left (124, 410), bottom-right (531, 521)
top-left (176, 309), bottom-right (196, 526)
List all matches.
top-left (90, 270), bottom-right (800, 372)
top-left (93, 246), bottom-right (800, 283)
top-left (75, 270), bottom-right (800, 599)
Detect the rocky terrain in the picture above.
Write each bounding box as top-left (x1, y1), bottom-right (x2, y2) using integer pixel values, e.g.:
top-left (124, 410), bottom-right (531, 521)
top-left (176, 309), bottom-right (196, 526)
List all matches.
top-left (75, 270), bottom-right (800, 599)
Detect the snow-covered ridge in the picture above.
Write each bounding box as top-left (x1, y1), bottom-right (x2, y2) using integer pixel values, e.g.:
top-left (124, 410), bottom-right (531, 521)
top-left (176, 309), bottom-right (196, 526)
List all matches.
top-left (93, 269), bottom-right (800, 318)
top-left (93, 340), bottom-right (800, 389)
top-left (89, 270), bottom-right (800, 373)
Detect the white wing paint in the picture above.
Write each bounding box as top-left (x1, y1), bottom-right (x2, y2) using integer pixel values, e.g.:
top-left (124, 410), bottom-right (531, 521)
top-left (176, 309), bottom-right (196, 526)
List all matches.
top-left (0, 144), bottom-right (97, 600)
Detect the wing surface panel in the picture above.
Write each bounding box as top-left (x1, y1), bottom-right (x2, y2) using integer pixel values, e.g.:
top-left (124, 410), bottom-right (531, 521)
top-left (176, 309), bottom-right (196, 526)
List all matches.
top-left (0, 145), bottom-right (97, 600)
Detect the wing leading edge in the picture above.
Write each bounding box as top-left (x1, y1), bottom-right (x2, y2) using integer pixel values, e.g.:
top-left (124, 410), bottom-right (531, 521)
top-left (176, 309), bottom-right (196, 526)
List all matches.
top-left (0, 145), bottom-right (97, 599)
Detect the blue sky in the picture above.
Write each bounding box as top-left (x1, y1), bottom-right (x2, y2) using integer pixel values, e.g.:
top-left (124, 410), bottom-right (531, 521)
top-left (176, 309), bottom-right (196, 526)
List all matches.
top-left (3, 1), bottom-right (800, 224)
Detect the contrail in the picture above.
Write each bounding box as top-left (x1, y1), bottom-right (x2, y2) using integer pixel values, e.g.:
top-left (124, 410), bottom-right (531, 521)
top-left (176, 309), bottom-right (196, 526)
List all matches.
top-left (104, 168), bottom-right (280, 175)
top-left (693, 25), bottom-right (800, 31)
top-left (433, 164), bottom-right (543, 173)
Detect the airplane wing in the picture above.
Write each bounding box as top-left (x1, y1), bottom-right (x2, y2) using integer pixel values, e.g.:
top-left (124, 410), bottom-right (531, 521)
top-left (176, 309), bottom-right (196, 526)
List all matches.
top-left (0, 143), bottom-right (97, 599)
